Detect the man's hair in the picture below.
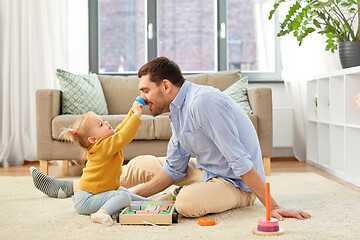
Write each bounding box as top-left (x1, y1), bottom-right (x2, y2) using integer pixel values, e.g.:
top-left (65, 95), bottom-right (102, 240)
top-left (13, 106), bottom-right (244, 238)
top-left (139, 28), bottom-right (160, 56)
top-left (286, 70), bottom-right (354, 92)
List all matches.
top-left (138, 56), bottom-right (185, 87)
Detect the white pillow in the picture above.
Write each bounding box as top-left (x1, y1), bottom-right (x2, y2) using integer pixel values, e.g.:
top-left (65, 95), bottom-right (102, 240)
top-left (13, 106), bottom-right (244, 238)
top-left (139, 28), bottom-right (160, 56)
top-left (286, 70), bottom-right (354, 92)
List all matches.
top-left (223, 76), bottom-right (253, 115)
top-left (56, 69), bottom-right (109, 115)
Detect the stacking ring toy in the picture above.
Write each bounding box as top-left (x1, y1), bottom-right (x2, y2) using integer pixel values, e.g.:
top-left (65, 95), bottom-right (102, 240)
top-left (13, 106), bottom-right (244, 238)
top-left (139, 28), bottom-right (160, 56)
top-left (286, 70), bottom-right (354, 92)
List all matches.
top-left (252, 182), bottom-right (284, 236)
top-left (198, 217), bottom-right (215, 226)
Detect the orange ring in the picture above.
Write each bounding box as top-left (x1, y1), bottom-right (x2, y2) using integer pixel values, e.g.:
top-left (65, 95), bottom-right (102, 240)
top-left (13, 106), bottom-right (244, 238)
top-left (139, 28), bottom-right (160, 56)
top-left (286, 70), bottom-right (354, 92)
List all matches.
top-left (198, 217), bottom-right (216, 226)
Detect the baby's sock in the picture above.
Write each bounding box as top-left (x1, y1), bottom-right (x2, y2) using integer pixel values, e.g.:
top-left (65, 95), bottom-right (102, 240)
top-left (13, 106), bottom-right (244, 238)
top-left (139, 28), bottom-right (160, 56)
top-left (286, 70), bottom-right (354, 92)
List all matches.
top-left (30, 166), bottom-right (74, 198)
top-left (90, 208), bottom-right (114, 226)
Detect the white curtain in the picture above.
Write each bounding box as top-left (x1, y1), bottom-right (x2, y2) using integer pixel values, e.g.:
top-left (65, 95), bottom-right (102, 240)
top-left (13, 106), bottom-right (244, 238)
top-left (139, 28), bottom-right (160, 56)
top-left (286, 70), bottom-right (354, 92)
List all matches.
top-left (0, 0), bottom-right (69, 167)
top-left (278, 2), bottom-right (342, 161)
top-left (254, 0), bottom-right (275, 72)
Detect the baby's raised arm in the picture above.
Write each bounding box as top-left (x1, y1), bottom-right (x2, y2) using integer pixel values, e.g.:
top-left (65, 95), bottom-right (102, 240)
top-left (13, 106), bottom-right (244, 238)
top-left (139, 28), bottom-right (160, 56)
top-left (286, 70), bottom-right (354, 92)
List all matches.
top-left (131, 101), bottom-right (143, 117)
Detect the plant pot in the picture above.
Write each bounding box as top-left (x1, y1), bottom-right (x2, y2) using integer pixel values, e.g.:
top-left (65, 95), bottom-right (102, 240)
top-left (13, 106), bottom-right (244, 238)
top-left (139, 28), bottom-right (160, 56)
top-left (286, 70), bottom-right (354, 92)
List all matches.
top-left (339, 41), bottom-right (360, 69)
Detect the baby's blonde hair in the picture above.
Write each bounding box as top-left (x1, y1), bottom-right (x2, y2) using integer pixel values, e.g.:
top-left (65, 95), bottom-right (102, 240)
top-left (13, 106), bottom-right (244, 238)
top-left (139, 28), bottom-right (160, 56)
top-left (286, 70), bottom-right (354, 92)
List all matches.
top-left (60, 112), bottom-right (96, 149)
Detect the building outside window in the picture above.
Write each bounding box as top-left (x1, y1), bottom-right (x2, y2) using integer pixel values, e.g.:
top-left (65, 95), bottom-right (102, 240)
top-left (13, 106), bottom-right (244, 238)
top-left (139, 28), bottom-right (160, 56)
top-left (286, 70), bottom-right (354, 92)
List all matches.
top-left (91, 0), bottom-right (281, 81)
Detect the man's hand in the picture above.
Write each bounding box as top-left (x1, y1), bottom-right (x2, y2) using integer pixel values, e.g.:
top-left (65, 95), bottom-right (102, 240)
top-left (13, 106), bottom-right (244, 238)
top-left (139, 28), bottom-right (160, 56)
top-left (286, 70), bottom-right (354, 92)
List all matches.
top-left (133, 169), bottom-right (174, 197)
top-left (271, 206), bottom-right (311, 221)
top-left (241, 167), bottom-right (311, 221)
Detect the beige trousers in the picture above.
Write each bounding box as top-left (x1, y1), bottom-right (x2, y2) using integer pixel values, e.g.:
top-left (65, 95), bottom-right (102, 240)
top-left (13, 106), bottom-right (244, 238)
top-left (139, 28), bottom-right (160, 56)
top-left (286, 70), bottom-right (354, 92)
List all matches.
top-left (74, 155), bottom-right (256, 217)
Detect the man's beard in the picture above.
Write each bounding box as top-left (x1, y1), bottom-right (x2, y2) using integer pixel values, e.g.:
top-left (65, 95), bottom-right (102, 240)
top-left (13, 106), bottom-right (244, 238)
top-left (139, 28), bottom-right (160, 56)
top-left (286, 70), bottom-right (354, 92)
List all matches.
top-left (149, 91), bottom-right (168, 116)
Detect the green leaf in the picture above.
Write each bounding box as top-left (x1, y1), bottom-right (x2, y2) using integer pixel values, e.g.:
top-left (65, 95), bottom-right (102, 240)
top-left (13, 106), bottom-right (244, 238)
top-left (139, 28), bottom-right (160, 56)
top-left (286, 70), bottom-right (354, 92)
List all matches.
top-left (306, 28), bottom-right (315, 34)
top-left (313, 19), bottom-right (321, 28)
top-left (350, 8), bottom-right (356, 13)
top-left (280, 1), bottom-right (302, 29)
top-left (269, 10), bottom-right (275, 20)
top-left (326, 32), bottom-right (335, 39)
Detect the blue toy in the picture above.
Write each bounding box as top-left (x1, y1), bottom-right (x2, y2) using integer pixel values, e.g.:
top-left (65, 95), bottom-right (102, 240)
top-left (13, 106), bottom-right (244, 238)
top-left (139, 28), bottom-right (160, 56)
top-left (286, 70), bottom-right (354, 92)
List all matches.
top-left (136, 96), bottom-right (146, 106)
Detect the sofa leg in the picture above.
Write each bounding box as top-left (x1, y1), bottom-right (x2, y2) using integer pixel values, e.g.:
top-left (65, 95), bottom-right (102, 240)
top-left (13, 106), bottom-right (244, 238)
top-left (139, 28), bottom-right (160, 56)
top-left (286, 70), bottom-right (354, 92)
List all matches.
top-left (262, 157), bottom-right (271, 176)
top-left (62, 160), bottom-right (69, 175)
top-left (39, 160), bottom-right (48, 175)
top-left (62, 160), bottom-right (69, 169)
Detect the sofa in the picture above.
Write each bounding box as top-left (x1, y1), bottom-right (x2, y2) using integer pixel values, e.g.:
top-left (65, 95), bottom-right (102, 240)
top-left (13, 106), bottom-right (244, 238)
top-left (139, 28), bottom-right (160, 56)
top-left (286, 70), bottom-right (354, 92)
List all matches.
top-left (36, 70), bottom-right (273, 176)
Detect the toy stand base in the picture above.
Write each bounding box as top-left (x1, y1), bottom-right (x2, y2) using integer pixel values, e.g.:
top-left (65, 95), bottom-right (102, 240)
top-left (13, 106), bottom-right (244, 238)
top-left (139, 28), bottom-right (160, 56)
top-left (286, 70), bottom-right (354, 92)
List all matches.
top-left (252, 227), bottom-right (284, 236)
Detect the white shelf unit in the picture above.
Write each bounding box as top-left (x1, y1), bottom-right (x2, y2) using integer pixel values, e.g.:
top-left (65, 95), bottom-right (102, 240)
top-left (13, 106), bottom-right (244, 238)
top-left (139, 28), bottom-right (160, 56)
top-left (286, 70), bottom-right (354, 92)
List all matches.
top-left (307, 66), bottom-right (360, 187)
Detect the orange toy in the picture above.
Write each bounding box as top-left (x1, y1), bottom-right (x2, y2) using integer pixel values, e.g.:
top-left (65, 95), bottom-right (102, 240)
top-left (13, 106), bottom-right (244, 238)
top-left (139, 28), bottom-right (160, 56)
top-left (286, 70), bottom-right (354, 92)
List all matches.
top-left (252, 182), bottom-right (284, 236)
top-left (198, 217), bottom-right (216, 226)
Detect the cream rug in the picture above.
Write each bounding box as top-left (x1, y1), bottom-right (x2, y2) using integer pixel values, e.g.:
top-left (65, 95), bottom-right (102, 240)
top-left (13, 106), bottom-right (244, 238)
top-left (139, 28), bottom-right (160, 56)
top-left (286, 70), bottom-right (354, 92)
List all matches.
top-left (1, 172), bottom-right (360, 240)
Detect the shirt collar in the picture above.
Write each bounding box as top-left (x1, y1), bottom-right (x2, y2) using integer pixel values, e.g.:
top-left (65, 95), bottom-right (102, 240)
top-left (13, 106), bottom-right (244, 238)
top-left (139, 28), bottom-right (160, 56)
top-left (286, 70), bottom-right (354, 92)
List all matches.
top-left (170, 81), bottom-right (191, 111)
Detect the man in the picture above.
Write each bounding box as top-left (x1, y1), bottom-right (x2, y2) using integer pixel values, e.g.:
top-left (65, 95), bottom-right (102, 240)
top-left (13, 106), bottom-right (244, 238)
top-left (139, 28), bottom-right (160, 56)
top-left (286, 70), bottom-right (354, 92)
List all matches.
top-left (130, 57), bottom-right (310, 220)
top-left (31, 57), bottom-right (310, 220)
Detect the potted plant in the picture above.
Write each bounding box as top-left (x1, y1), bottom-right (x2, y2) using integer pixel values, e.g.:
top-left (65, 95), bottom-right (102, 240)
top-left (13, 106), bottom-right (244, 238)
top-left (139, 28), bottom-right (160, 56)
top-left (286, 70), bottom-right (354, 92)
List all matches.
top-left (269, 0), bottom-right (360, 68)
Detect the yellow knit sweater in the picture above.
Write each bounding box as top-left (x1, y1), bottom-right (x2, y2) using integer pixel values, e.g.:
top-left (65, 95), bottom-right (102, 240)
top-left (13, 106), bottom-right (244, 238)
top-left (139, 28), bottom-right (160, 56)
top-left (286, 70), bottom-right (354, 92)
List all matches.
top-left (79, 110), bottom-right (142, 194)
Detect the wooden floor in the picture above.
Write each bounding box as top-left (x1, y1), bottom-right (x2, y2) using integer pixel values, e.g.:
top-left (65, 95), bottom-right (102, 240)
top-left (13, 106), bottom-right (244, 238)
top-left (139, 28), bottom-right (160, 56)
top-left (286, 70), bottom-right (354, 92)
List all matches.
top-left (1, 157), bottom-right (359, 193)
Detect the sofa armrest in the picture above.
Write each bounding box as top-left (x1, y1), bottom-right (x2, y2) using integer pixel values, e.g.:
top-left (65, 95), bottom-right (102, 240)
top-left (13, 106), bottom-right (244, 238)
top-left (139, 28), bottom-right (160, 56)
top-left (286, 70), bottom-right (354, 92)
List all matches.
top-left (247, 87), bottom-right (273, 158)
top-left (36, 89), bottom-right (61, 159)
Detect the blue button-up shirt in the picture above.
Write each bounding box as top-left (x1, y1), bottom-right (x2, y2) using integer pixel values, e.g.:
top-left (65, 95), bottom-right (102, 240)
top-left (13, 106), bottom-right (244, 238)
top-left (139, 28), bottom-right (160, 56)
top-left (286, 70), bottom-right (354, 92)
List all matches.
top-left (162, 81), bottom-right (265, 192)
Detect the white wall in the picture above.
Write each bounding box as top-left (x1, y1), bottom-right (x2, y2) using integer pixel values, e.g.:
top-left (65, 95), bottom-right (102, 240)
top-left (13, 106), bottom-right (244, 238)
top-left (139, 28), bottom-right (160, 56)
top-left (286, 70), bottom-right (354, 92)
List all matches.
top-left (68, 0), bottom-right (89, 74)
top-left (249, 83), bottom-right (294, 157)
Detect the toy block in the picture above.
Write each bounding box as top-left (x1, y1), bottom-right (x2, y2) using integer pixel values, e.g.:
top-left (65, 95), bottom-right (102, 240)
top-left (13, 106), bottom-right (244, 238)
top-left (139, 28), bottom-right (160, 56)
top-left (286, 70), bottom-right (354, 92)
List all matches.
top-left (136, 210), bottom-right (148, 214)
top-left (144, 201), bottom-right (162, 204)
top-left (130, 204), bottom-right (142, 210)
top-left (145, 205), bottom-right (157, 210)
top-left (148, 210), bottom-right (160, 214)
top-left (123, 210), bottom-right (136, 215)
top-left (158, 205), bottom-right (169, 211)
top-left (140, 204), bottom-right (151, 210)
top-left (159, 210), bottom-right (170, 215)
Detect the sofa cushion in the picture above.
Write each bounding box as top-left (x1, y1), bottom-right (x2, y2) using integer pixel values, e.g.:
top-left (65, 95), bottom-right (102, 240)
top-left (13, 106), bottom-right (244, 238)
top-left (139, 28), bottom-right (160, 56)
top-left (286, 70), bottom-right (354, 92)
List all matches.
top-left (223, 76), bottom-right (253, 115)
top-left (52, 114), bottom-right (155, 141)
top-left (97, 75), bottom-right (153, 116)
top-left (154, 114), bottom-right (172, 140)
top-left (186, 70), bottom-right (241, 91)
top-left (56, 69), bottom-right (108, 115)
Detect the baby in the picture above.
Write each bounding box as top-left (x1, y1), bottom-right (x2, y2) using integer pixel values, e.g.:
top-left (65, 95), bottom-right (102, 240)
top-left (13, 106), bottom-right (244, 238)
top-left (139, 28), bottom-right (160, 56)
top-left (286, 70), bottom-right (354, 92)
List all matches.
top-left (54, 100), bottom-right (148, 226)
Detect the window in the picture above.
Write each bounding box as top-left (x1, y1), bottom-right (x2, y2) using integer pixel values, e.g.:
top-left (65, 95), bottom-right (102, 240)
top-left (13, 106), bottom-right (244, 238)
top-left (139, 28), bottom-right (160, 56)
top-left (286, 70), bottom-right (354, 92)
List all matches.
top-left (98, 0), bottom-right (145, 73)
top-left (157, 0), bottom-right (215, 72)
top-left (89, 0), bottom-right (281, 81)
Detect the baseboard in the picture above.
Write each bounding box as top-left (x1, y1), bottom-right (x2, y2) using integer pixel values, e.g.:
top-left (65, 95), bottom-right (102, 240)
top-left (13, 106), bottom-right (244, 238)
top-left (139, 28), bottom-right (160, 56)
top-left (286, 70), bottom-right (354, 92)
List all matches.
top-left (271, 156), bottom-right (298, 162)
top-left (272, 147), bottom-right (294, 158)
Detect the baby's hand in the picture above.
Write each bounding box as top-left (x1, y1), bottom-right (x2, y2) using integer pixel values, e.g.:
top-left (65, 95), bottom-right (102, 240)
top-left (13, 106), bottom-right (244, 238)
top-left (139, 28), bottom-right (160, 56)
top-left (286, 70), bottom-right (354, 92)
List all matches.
top-left (132, 101), bottom-right (143, 117)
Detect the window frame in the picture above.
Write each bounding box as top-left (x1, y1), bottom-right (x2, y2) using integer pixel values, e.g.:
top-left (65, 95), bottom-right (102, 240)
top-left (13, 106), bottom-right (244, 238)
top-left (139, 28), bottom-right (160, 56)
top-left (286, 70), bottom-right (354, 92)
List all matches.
top-left (88, 0), bottom-right (283, 82)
